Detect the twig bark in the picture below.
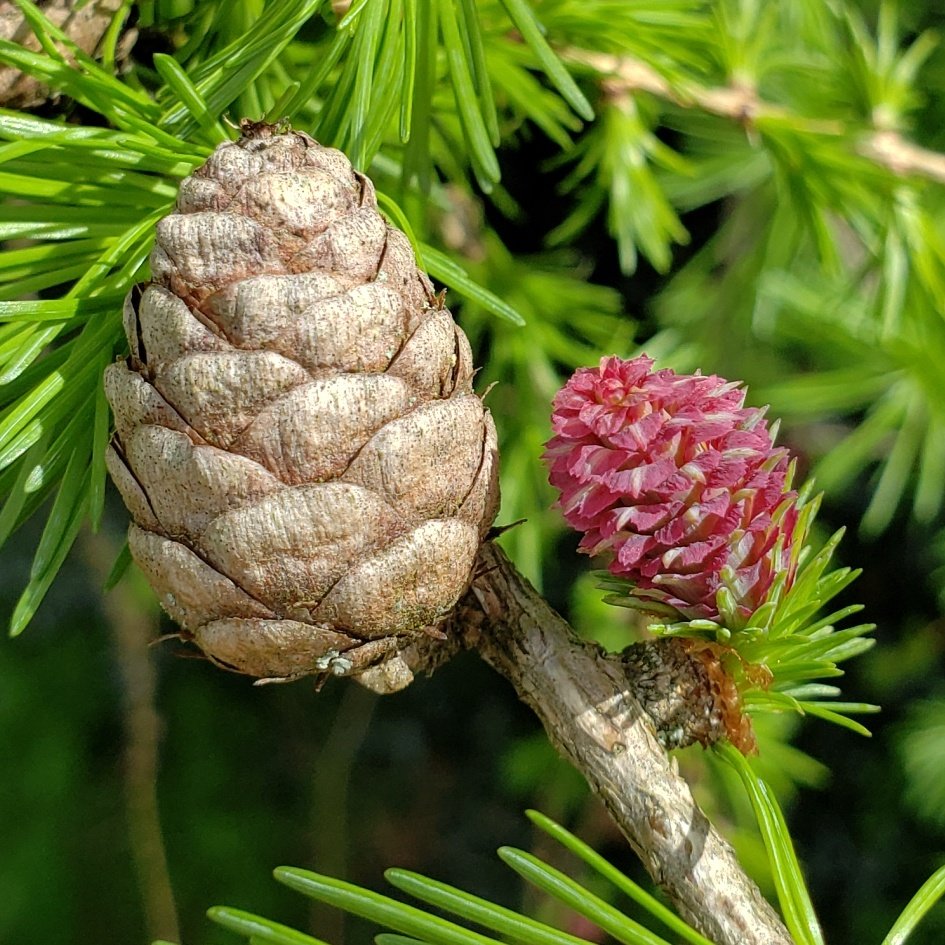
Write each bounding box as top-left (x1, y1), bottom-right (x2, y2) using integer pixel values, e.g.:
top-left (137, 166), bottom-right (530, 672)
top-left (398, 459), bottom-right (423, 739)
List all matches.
top-left (456, 542), bottom-right (792, 945)
top-left (83, 529), bottom-right (180, 944)
top-left (308, 683), bottom-right (377, 942)
top-left (569, 47), bottom-right (945, 185)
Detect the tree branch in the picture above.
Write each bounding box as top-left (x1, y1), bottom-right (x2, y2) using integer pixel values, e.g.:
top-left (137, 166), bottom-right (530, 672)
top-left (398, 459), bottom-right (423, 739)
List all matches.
top-left (83, 530), bottom-right (180, 944)
top-left (569, 48), bottom-right (945, 185)
top-left (456, 542), bottom-right (792, 945)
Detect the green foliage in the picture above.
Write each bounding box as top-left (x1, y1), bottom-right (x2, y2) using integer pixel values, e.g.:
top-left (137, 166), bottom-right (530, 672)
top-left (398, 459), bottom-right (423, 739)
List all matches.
top-left (883, 863), bottom-right (945, 945)
top-left (4, 0), bottom-right (938, 654)
top-left (601, 487), bottom-right (878, 735)
top-left (206, 790), bottom-right (945, 945)
top-left (897, 698), bottom-right (945, 828)
top-left (458, 237), bottom-right (632, 583)
top-left (718, 742), bottom-right (945, 945)
top-left (519, 810), bottom-right (713, 945)
top-left (0, 109), bottom-right (199, 635)
top-left (550, 93), bottom-right (691, 273)
top-left (1, 0), bottom-right (618, 626)
top-left (211, 811), bottom-right (711, 945)
top-left (718, 742), bottom-right (825, 945)
top-left (639, 3), bottom-right (945, 552)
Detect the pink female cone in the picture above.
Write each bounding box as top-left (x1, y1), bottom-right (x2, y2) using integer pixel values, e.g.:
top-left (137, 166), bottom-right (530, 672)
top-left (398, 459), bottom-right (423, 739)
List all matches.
top-left (544, 355), bottom-right (799, 625)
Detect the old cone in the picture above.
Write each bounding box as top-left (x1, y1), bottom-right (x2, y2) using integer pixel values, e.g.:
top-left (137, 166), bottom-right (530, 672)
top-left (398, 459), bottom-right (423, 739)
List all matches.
top-left (104, 122), bottom-right (499, 692)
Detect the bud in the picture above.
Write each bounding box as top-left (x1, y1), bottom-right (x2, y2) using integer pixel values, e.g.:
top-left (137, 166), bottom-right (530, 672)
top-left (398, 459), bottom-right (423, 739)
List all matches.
top-left (105, 123), bottom-right (499, 691)
top-left (544, 355), bottom-right (797, 625)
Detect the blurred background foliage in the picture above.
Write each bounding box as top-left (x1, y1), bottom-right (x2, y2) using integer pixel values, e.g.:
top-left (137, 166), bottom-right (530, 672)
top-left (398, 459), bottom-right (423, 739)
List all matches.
top-left (3, 0), bottom-right (945, 942)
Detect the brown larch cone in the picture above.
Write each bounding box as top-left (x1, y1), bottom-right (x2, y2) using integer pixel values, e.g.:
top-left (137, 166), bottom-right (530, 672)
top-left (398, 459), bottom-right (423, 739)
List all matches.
top-left (104, 121), bottom-right (500, 693)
